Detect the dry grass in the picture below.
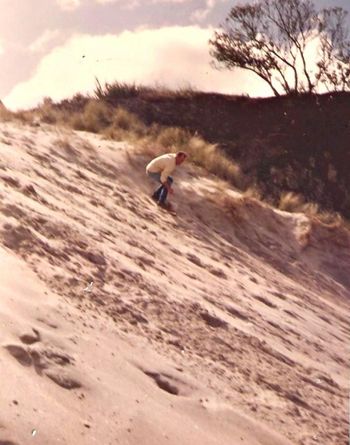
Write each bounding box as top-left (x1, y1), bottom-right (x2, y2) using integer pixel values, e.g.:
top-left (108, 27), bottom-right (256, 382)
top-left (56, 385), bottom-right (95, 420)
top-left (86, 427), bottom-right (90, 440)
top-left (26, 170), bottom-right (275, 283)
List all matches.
top-left (155, 126), bottom-right (190, 148)
top-left (278, 191), bottom-right (345, 228)
top-left (0, 105), bottom-right (14, 122)
top-left (127, 123), bottom-right (243, 188)
top-left (29, 93), bottom-right (242, 191)
top-left (72, 100), bottom-right (112, 132)
top-left (186, 136), bottom-right (242, 186)
top-left (243, 185), bottom-right (262, 200)
top-left (309, 210), bottom-right (344, 228)
top-left (35, 98), bottom-right (64, 124)
top-left (94, 80), bottom-right (145, 100)
top-left (138, 127), bottom-right (242, 188)
top-left (220, 195), bottom-right (245, 222)
top-left (94, 79), bottom-right (197, 103)
top-left (0, 104), bottom-right (36, 125)
top-left (278, 192), bottom-right (304, 212)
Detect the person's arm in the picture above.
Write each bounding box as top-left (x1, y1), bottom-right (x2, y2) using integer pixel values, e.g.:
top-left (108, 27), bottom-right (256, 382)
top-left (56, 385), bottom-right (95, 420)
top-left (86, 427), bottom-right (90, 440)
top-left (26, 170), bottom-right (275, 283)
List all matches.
top-left (162, 179), bottom-right (173, 194)
top-left (160, 167), bottom-right (174, 191)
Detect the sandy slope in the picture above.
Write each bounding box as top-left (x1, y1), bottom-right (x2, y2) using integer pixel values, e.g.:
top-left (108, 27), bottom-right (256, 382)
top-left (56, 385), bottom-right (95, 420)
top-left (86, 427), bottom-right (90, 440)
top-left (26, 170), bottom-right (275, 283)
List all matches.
top-left (0, 121), bottom-right (349, 445)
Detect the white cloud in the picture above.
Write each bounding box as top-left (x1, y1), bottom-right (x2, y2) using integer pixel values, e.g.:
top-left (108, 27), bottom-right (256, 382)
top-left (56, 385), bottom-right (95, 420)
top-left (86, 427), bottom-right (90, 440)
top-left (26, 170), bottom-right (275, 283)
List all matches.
top-left (57, 0), bottom-right (193, 10)
top-left (151, 0), bottom-right (190, 3)
top-left (191, 0), bottom-right (224, 22)
top-left (56, 0), bottom-right (81, 11)
top-left (95, 0), bottom-right (140, 9)
top-left (29, 30), bottom-right (63, 53)
top-left (95, 0), bottom-right (189, 4)
top-left (3, 26), bottom-right (270, 110)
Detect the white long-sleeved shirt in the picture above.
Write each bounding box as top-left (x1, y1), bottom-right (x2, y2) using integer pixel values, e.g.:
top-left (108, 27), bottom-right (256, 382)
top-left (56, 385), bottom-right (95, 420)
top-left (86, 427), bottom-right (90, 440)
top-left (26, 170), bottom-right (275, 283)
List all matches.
top-left (146, 153), bottom-right (177, 183)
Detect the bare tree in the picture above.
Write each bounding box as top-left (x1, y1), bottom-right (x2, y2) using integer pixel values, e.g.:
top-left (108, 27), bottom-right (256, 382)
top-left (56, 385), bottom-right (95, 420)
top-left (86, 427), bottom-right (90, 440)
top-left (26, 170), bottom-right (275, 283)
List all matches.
top-left (209, 0), bottom-right (350, 96)
top-left (317, 7), bottom-right (350, 92)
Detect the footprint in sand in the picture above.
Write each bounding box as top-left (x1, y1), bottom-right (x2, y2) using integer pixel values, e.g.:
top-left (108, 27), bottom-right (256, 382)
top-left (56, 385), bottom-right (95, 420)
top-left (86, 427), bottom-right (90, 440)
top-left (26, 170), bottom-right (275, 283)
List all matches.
top-left (200, 311), bottom-right (228, 329)
top-left (45, 370), bottom-right (82, 389)
top-left (0, 441), bottom-right (20, 445)
top-left (1, 224), bottom-right (35, 251)
top-left (3, 340), bottom-right (82, 391)
top-left (19, 328), bottom-right (41, 345)
top-left (134, 363), bottom-right (198, 397)
top-left (4, 345), bottom-right (32, 367)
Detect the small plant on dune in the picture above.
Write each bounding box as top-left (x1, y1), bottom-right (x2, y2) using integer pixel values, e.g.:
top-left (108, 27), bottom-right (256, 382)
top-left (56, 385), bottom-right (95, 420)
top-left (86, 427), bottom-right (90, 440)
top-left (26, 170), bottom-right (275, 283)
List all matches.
top-left (69, 112), bottom-right (85, 131)
top-left (0, 104), bottom-right (14, 122)
top-left (297, 223), bottom-right (312, 249)
top-left (279, 191), bottom-right (346, 228)
top-left (142, 83), bottom-right (197, 100)
top-left (102, 108), bottom-right (147, 142)
top-left (94, 79), bottom-right (149, 102)
top-left (79, 100), bottom-right (113, 133)
top-left (173, 84), bottom-right (197, 99)
top-left (155, 126), bottom-right (190, 149)
top-left (112, 107), bottom-right (146, 134)
top-left (94, 79), bottom-right (198, 104)
top-left (186, 135), bottom-right (242, 188)
top-left (57, 93), bottom-right (88, 113)
top-left (36, 97), bottom-right (65, 125)
top-left (14, 110), bottom-right (35, 124)
top-left (133, 136), bottom-right (164, 159)
top-left (300, 202), bottom-right (320, 217)
top-left (307, 208), bottom-right (344, 228)
top-left (243, 185), bottom-right (262, 200)
top-left (278, 192), bottom-right (304, 212)
top-left (0, 103), bottom-right (39, 125)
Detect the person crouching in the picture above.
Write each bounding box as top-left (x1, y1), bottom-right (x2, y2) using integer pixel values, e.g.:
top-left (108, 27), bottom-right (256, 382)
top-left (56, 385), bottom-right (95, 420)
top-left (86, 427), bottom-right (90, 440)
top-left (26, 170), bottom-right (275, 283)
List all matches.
top-left (146, 151), bottom-right (188, 208)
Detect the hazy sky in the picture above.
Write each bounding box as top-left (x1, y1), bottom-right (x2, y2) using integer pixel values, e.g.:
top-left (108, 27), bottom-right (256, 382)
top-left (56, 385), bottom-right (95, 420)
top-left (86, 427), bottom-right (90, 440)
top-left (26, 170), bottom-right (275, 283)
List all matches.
top-left (1, 0), bottom-right (348, 109)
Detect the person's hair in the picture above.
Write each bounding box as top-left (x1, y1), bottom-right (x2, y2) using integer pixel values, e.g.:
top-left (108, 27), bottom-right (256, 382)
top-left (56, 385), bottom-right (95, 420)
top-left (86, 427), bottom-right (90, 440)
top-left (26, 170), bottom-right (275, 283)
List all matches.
top-left (176, 151), bottom-right (188, 159)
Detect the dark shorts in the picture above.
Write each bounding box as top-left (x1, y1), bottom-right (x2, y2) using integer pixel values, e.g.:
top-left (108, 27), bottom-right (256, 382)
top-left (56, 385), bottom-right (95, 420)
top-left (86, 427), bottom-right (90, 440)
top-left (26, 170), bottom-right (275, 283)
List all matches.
top-left (147, 171), bottom-right (173, 184)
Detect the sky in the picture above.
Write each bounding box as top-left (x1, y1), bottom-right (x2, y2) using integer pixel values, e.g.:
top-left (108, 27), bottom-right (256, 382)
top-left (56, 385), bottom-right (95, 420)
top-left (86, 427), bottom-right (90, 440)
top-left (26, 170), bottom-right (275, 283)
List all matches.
top-left (0, 0), bottom-right (348, 110)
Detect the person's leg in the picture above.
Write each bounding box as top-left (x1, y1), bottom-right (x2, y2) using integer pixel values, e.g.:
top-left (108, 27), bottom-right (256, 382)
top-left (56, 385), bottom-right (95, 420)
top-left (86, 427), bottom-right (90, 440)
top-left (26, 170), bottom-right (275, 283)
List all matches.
top-left (152, 184), bottom-right (164, 200)
top-left (147, 172), bottom-right (163, 199)
top-left (158, 186), bottom-right (168, 203)
top-left (158, 177), bottom-right (173, 204)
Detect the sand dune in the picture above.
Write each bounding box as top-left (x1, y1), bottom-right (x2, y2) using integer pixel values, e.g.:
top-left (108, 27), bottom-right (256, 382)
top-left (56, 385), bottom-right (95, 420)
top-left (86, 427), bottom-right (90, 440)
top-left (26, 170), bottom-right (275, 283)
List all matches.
top-left (0, 121), bottom-right (349, 445)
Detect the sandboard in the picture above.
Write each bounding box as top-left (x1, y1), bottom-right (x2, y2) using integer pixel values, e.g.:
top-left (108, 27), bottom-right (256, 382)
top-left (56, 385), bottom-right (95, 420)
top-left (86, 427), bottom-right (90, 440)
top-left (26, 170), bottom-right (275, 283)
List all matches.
top-left (149, 196), bottom-right (177, 216)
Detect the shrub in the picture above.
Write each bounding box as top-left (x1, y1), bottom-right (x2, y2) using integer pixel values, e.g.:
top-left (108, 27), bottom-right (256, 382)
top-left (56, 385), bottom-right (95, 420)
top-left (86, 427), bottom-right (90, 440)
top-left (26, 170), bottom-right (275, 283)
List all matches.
top-left (279, 191), bottom-right (345, 227)
top-left (80, 100), bottom-right (113, 133)
top-left (112, 107), bottom-right (145, 134)
top-left (94, 79), bottom-right (198, 104)
top-left (243, 186), bottom-right (262, 200)
top-left (69, 113), bottom-right (86, 131)
top-left (94, 80), bottom-right (149, 102)
top-left (156, 127), bottom-right (190, 149)
top-left (278, 192), bottom-right (304, 212)
top-left (0, 104), bottom-right (14, 122)
top-left (35, 97), bottom-right (64, 124)
top-left (186, 136), bottom-right (242, 187)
